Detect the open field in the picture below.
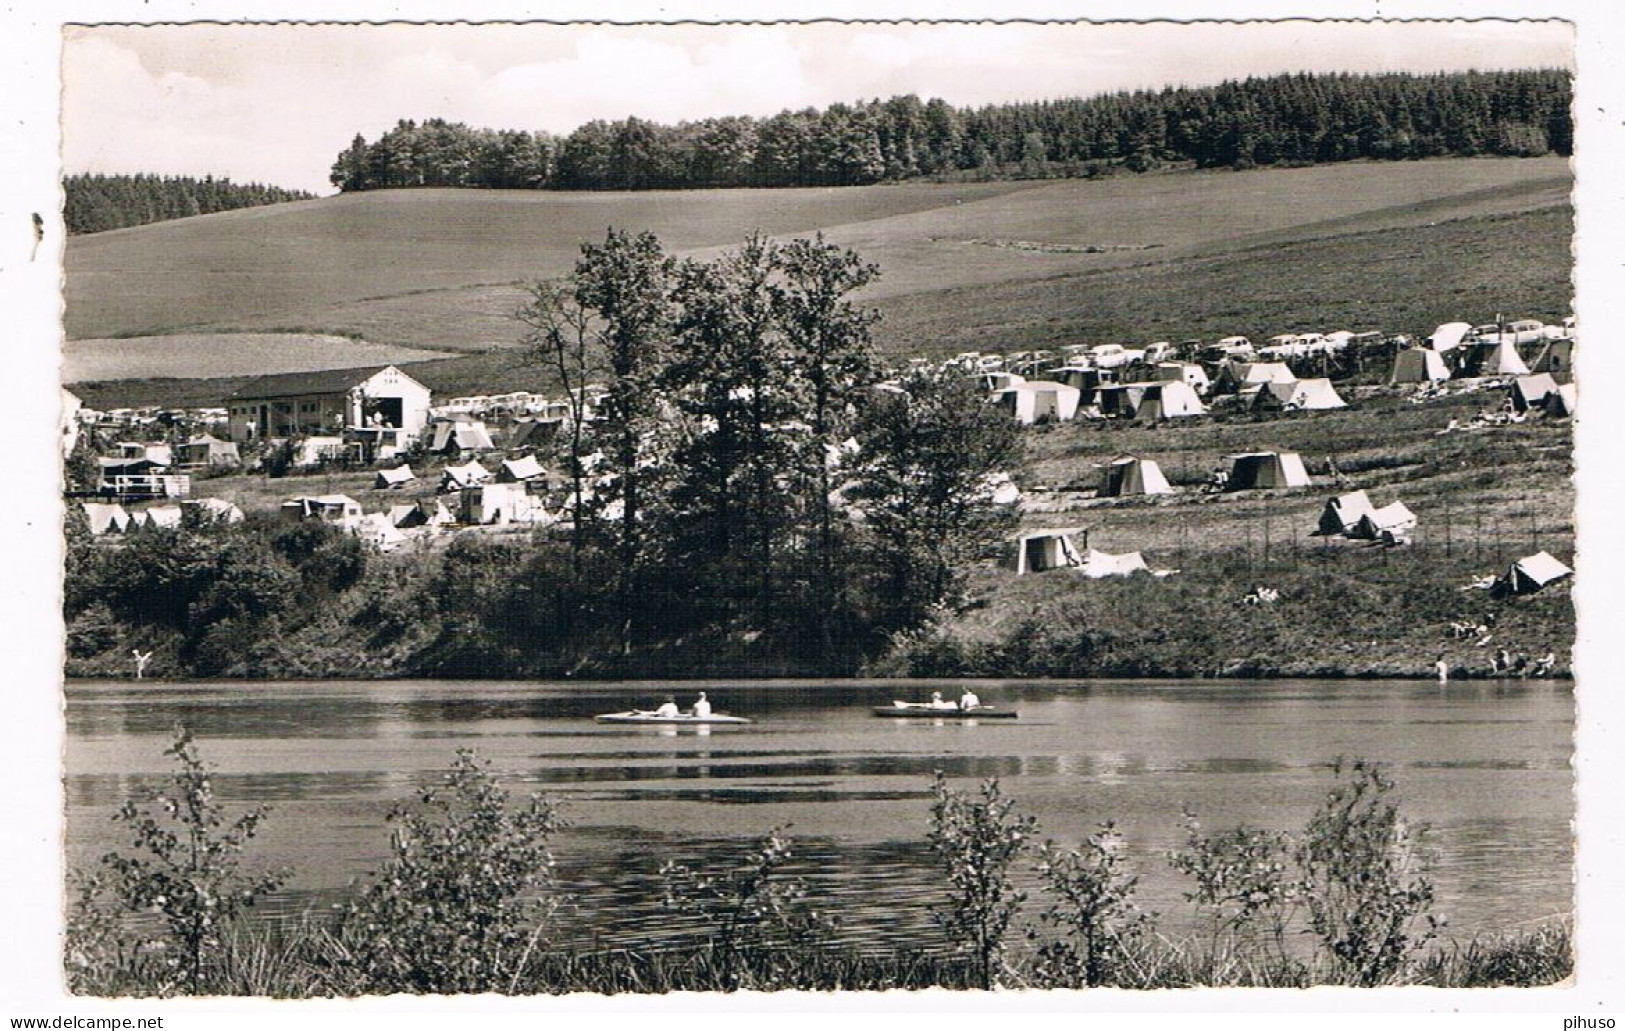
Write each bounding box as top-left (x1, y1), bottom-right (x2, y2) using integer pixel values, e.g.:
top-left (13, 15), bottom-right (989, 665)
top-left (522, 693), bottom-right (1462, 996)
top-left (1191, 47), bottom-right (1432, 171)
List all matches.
top-left (65, 157), bottom-right (1569, 368)
top-left (63, 333), bottom-right (453, 383)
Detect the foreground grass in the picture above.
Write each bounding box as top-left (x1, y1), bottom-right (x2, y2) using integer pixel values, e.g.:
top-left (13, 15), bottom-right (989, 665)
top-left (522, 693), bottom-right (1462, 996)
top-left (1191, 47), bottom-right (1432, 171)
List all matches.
top-left (75, 918), bottom-right (1571, 996)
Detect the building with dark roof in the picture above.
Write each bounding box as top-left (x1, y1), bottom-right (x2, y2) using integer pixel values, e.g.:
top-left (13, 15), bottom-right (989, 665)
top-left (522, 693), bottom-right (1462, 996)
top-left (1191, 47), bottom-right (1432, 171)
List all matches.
top-left (225, 365), bottom-right (431, 447)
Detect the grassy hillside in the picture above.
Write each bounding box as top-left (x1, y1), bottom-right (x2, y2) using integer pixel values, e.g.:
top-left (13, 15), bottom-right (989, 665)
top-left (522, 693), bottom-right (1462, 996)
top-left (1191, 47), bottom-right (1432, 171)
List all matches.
top-left (65, 157), bottom-right (1568, 365)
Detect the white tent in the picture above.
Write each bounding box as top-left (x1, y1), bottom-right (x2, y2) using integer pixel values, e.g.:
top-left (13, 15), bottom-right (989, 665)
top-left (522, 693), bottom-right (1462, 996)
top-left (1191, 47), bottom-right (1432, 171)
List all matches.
top-left (81, 502), bottom-right (131, 535)
top-left (1530, 338), bottom-right (1574, 377)
top-left (498, 455), bottom-right (545, 482)
top-left (1224, 451), bottom-right (1311, 490)
top-left (1459, 339), bottom-right (1530, 377)
top-left (1427, 322), bottom-right (1473, 352)
top-left (1136, 380), bottom-right (1207, 419)
top-left (1287, 378), bottom-right (1347, 410)
top-left (992, 381), bottom-right (1081, 424)
top-left (1544, 383), bottom-right (1578, 418)
top-left (1494, 551), bottom-right (1572, 596)
top-left (1007, 527), bottom-right (1086, 574)
top-left (183, 498), bottom-right (245, 525)
top-left (1214, 361), bottom-right (1295, 395)
top-left (1509, 373), bottom-right (1560, 413)
top-left (1391, 348), bottom-right (1450, 385)
top-left (439, 461), bottom-right (492, 492)
top-left (1153, 361), bottom-right (1210, 395)
top-left (1316, 490), bottom-right (1375, 536)
top-left (1079, 549), bottom-right (1149, 578)
top-left (983, 472), bottom-right (1023, 506)
top-left (1352, 501), bottom-right (1417, 542)
top-left (1099, 455), bottom-right (1173, 497)
top-left (458, 483), bottom-right (551, 525)
top-left (430, 420), bottom-right (497, 453)
top-left (374, 464), bottom-right (416, 489)
top-left (138, 505), bottom-right (184, 530)
top-left (354, 512), bottom-right (408, 552)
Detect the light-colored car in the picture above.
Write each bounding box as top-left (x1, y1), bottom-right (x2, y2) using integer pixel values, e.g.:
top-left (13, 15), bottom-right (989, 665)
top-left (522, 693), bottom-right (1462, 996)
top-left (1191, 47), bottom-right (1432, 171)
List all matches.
top-left (1089, 343), bottom-right (1144, 369)
top-left (1471, 319), bottom-right (1546, 346)
top-left (1142, 341), bottom-right (1176, 364)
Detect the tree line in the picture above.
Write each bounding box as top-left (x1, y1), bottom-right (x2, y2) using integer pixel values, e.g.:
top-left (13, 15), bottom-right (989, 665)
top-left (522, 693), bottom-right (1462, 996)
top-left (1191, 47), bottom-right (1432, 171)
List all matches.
top-left (330, 69), bottom-right (1571, 193)
top-left (63, 231), bottom-right (1022, 678)
top-left (63, 173), bottom-right (317, 235)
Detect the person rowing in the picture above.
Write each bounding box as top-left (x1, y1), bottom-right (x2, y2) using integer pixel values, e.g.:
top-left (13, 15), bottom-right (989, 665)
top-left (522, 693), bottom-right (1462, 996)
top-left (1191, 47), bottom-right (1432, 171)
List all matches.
top-left (692, 692), bottom-right (712, 718)
top-left (959, 688), bottom-right (982, 711)
top-left (654, 695), bottom-right (680, 718)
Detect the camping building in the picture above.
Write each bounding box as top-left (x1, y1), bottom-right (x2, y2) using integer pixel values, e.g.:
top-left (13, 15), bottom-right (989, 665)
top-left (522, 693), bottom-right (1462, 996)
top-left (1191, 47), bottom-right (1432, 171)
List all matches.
top-left (1224, 451), bottom-right (1311, 491)
top-left (374, 464), bottom-right (417, 489)
top-left (1351, 501), bottom-right (1417, 543)
top-left (1510, 374), bottom-right (1560, 413)
top-left (175, 434), bottom-right (241, 469)
top-left (1099, 456), bottom-right (1173, 497)
top-left (1136, 380), bottom-right (1207, 420)
top-left (1493, 551), bottom-right (1573, 597)
top-left (992, 381), bottom-right (1081, 424)
top-left (1006, 527), bottom-right (1086, 575)
top-left (1316, 490), bottom-right (1375, 536)
top-left (1391, 348), bottom-right (1451, 385)
top-left (226, 366), bottom-right (431, 445)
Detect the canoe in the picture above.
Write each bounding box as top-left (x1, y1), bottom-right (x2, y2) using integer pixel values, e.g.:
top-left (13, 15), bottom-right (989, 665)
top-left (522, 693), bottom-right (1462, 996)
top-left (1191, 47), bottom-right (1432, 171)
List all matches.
top-left (872, 703), bottom-right (1018, 719)
top-left (594, 711), bottom-right (754, 725)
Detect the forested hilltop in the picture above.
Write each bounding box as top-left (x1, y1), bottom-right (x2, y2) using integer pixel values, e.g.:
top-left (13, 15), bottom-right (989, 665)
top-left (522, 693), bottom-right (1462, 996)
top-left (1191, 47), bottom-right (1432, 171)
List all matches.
top-left (64, 174), bottom-right (317, 235)
top-left (330, 69), bottom-right (1570, 193)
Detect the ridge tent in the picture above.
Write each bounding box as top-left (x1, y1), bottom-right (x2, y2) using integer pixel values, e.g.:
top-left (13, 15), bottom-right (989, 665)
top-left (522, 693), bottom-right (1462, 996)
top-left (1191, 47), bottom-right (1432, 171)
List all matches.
top-left (1080, 549), bottom-right (1149, 578)
top-left (183, 498), bottom-right (244, 525)
top-left (1427, 322), bottom-right (1473, 352)
top-left (991, 381), bottom-right (1081, 424)
top-left (374, 464), bottom-right (416, 489)
top-left (1152, 361), bottom-right (1211, 395)
top-left (1351, 501), bottom-right (1417, 543)
top-left (1099, 455), bottom-right (1173, 497)
top-left (983, 472), bottom-right (1023, 506)
top-left (81, 502), bottom-right (131, 535)
top-left (979, 371), bottom-right (1026, 394)
top-left (1510, 374), bottom-right (1560, 413)
top-left (1094, 383), bottom-right (1152, 419)
top-left (1391, 348), bottom-right (1451, 385)
top-left (1492, 551), bottom-right (1572, 597)
top-left (1286, 378), bottom-right (1347, 410)
top-left (1224, 451), bottom-right (1311, 491)
top-left (1137, 380), bottom-right (1207, 419)
top-left (1007, 527), bottom-right (1086, 574)
top-left (392, 499), bottom-right (454, 529)
top-left (498, 455), bottom-right (545, 483)
top-left (1457, 339), bottom-right (1530, 378)
top-left (439, 461), bottom-right (492, 492)
top-left (508, 417), bottom-right (563, 450)
top-left (1544, 383), bottom-right (1578, 418)
top-left (355, 512), bottom-right (408, 553)
top-left (429, 420), bottom-right (497, 454)
top-left (1212, 361), bottom-right (1295, 395)
top-left (458, 483), bottom-right (550, 526)
top-left (1316, 490), bottom-right (1375, 536)
top-left (280, 494), bottom-right (364, 527)
top-left (137, 506), bottom-right (184, 530)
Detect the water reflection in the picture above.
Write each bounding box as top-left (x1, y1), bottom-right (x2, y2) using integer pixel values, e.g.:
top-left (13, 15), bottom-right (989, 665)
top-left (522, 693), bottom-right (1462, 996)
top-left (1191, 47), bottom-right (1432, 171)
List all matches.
top-left (63, 677), bottom-right (1573, 949)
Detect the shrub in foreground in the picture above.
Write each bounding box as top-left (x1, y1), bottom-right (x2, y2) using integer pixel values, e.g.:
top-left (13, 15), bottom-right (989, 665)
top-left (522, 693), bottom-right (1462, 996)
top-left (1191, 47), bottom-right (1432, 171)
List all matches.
top-left (926, 772), bottom-right (1037, 989)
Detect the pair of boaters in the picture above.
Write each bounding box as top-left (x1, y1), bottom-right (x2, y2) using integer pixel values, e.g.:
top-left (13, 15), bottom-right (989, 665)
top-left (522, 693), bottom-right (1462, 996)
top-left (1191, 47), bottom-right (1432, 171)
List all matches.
top-left (654, 692), bottom-right (711, 718)
top-left (927, 689), bottom-right (982, 711)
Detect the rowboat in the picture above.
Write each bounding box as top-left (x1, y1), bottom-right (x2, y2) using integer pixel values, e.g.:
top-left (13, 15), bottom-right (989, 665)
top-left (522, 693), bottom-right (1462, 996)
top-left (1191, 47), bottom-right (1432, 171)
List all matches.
top-left (594, 711), bottom-right (754, 725)
top-left (872, 701), bottom-right (1018, 719)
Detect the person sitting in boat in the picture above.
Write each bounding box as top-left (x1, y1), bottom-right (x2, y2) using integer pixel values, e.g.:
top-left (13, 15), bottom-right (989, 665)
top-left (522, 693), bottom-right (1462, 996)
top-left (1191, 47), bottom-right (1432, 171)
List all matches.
top-left (655, 695), bottom-right (681, 718)
top-left (692, 692), bottom-right (712, 718)
top-left (929, 690), bottom-right (955, 710)
top-left (959, 688), bottom-right (982, 711)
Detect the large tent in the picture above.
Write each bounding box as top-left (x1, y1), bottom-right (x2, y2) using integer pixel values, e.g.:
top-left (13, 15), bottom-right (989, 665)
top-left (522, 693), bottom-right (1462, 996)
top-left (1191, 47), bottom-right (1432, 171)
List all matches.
top-left (1094, 383), bottom-right (1151, 419)
top-left (1390, 348), bottom-right (1450, 385)
top-left (1212, 361), bottom-right (1296, 395)
top-left (1492, 551), bottom-right (1573, 597)
top-left (81, 501), bottom-right (132, 535)
top-left (1006, 527), bottom-right (1086, 574)
top-left (991, 381), bottom-right (1081, 424)
top-left (1224, 451), bottom-right (1311, 490)
top-left (1427, 322), bottom-right (1473, 352)
top-left (1509, 373), bottom-right (1560, 413)
top-left (1250, 378), bottom-right (1346, 412)
top-left (1099, 455), bottom-right (1173, 497)
top-left (1136, 380), bottom-right (1207, 419)
top-left (498, 455), bottom-right (545, 482)
top-left (429, 420), bottom-right (497, 453)
top-left (1152, 361), bottom-right (1211, 394)
top-left (1530, 338), bottom-right (1574, 378)
top-left (1316, 490), bottom-right (1375, 536)
top-left (439, 461), bottom-right (492, 492)
top-left (1079, 549), bottom-right (1150, 578)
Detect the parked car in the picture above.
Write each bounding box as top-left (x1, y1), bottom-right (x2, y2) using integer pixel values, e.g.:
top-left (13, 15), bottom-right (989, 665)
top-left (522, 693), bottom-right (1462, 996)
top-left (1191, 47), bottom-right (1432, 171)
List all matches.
top-left (1142, 341), bottom-right (1176, 363)
top-left (1089, 343), bottom-right (1145, 369)
top-left (1470, 319), bottom-right (1546, 346)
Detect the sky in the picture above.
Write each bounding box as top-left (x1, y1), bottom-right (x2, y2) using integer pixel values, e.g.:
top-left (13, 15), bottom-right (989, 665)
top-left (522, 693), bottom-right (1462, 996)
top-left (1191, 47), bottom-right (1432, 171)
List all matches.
top-left (61, 20), bottom-right (1574, 195)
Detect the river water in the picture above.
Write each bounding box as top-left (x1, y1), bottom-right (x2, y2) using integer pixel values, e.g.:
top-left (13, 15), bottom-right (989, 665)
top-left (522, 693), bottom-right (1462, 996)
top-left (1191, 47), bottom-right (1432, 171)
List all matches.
top-left (63, 678), bottom-right (1573, 952)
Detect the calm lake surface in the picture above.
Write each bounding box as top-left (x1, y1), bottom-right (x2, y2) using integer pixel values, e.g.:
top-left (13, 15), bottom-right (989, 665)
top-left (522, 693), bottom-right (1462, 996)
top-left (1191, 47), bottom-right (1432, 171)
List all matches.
top-left (63, 678), bottom-right (1573, 951)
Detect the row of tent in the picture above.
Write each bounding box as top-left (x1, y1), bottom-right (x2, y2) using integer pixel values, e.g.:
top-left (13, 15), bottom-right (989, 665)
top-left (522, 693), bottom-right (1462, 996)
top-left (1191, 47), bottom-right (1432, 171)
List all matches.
top-left (1005, 528), bottom-right (1161, 578)
top-left (1093, 451), bottom-right (1312, 496)
top-left (80, 498), bottom-right (245, 535)
top-left (1316, 490), bottom-right (1417, 543)
top-left (369, 456), bottom-right (554, 493)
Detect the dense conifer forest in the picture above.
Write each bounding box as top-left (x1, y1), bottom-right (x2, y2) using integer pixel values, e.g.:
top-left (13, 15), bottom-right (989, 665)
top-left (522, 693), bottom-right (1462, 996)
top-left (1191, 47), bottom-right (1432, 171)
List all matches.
top-left (63, 174), bottom-right (317, 235)
top-left (329, 69), bottom-right (1571, 193)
